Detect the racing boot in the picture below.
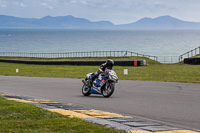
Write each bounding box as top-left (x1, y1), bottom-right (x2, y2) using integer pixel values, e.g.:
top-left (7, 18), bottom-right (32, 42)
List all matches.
top-left (88, 74), bottom-right (97, 87)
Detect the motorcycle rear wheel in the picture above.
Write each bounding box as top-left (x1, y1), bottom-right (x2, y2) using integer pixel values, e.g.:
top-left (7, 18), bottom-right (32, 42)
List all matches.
top-left (82, 84), bottom-right (91, 96)
top-left (102, 83), bottom-right (115, 97)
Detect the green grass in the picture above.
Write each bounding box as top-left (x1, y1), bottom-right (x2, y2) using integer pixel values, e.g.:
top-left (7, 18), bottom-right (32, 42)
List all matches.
top-left (0, 97), bottom-right (125, 133)
top-left (0, 57), bottom-right (199, 83)
top-left (193, 54), bottom-right (200, 58)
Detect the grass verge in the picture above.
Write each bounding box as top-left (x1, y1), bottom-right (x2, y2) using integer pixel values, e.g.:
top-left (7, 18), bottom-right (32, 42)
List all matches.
top-left (0, 97), bottom-right (125, 133)
top-left (192, 54), bottom-right (200, 58)
top-left (0, 57), bottom-right (199, 83)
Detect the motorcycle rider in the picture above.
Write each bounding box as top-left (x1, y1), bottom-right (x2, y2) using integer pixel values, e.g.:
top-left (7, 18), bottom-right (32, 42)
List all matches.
top-left (85, 59), bottom-right (114, 87)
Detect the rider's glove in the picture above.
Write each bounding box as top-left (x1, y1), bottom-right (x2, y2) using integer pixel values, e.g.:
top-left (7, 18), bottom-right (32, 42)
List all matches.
top-left (98, 68), bottom-right (103, 73)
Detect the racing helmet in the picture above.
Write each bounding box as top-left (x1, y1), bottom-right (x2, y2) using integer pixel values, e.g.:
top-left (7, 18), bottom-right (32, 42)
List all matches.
top-left (106, 59), bottom-right (114, 69)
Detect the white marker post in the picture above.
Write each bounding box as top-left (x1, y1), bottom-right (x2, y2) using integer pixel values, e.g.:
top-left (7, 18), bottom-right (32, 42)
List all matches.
top-left (16, 69), bottom-right (19, 73)
top-left (124, 69), bottom-right (128, 75)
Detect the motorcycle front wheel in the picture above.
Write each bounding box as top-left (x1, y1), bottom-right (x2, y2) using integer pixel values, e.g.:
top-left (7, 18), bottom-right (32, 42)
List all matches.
top-left (102, 83), bottom-right (115, 97)
top-left (82, 84), bottom-right (91, 96)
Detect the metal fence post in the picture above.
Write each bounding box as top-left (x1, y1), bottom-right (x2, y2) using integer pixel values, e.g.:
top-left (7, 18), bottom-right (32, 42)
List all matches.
top-left (195, 48), bottom-right (197, 55)
top-left (199, 47), bottom-right (200, 55)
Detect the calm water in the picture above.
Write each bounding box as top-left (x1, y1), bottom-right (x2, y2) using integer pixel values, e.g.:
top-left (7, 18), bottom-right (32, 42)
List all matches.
top-left (0, 28), bottom-right (200, 56)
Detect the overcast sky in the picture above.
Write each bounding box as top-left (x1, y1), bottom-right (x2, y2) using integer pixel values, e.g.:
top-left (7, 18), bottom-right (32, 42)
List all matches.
top-left (0, 0), bottom-right (200, 24)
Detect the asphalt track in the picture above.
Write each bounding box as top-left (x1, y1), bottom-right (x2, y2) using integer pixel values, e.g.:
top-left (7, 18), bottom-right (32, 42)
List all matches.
top-left (0, 76), bottom-right (199, 130)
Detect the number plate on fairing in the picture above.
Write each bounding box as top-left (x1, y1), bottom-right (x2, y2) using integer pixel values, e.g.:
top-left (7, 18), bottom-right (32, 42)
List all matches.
top-left (100, 79), bottom-right (106, 86)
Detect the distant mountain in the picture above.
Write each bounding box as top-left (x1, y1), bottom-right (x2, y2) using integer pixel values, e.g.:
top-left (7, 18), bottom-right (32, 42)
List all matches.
top-left (0, 15), bottom-right (37, 27)
top-left (0, 15), bottom-right (114, 28)
top-left (1, 15), bottom-right (200, 29)
top-left (118, 15), bottom-right (200, 29)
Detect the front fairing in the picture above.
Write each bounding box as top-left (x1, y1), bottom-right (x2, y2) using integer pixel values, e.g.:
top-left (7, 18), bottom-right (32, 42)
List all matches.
top-left (107, 70), bottom-right (118, 83)
top-left (86, 73), bottom-right (95, 79)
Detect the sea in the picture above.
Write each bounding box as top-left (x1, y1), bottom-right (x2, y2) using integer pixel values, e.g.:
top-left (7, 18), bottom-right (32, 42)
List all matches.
top-left (0, 28), bottom-right (200, 58)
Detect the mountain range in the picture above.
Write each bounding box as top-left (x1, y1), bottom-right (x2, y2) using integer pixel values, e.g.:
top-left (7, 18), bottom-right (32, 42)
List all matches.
top-left (1, 15), bottom-right (200, 29)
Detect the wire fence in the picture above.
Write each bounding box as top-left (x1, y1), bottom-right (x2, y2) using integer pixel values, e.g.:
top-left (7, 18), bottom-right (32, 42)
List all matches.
top-left (0, 51), bottom-right (158, 61)
top-left (179, 46), bottom-right (200, 62)
top-left (157, 56), bottom-right (180, 64)
top-left (1, 47), bottom-right (200, 64)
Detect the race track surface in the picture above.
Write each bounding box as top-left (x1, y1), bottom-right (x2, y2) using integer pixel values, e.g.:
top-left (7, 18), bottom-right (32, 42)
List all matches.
top-left (0, 76), bottom-right (199, 130)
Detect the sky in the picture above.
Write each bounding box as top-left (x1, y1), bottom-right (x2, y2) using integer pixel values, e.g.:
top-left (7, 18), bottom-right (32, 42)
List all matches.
top-left (0, 0), bottom-right (200, 24)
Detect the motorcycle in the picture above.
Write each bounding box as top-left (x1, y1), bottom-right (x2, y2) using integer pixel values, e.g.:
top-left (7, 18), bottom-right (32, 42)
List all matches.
top-left (82, 69), bottom-right (118, 97)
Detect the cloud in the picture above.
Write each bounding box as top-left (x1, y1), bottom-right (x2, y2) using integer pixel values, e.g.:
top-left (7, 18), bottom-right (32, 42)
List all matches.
top-left (41, 3), bottom-right (48, 6)
top-left (70, 0), bottom-right (77, 3)
top-left (40, 2), bottom-right (54, 10)
top-left (20, 3), bottom-right (26, 7)
top-left (48, 6), bottom-right (54, 10)
top-left (80, 0), bottom-right (87, 5)
top-left (14, 2), bottom-right (26, 7)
